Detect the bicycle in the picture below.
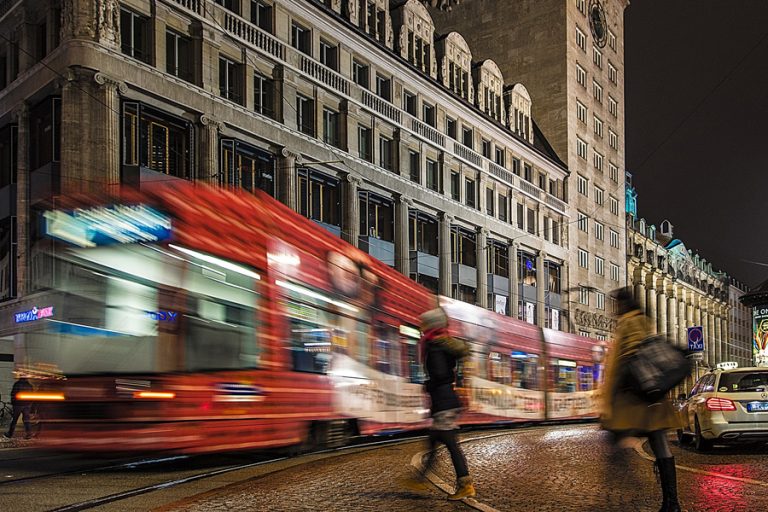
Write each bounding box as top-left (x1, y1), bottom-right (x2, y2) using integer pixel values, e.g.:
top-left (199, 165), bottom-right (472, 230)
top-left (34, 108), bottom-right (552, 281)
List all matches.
top-left (0, 400), bottom-right (12, 429)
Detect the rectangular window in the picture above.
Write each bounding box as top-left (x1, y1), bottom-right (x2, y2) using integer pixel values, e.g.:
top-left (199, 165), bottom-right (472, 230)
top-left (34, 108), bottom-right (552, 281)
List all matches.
top-left (426, 159), bottom-right (439, 191)
top-left (353, 59), bottom-right (369, 88)
top-left (219, 138), bottom-right (276, 195)
top-left (608, 30), bottom-right (617, 51)
top-left (593, 46), bottom-right (602, 68)
top-left (465, 177), bottom-right (476, 208)
top-left (322, 108), bottom-right (340, 148)
top-left (538, 173), bottom-right (546, 190)
top-left (451, 171), bottom-right (460, 200)
top-left (481, 139), bottom-right (491, 159)
top-left (577, 137), bottom-right (587, 160)
top-left (495, 147), bottom-right (505, 167)
top-left (291, 22), bottom-right (311, 55)
top-left (254, 73), bottom-right (274, 118)
top-left (577, 0), bottom-right (586, 15)
top-left (576, 26), bottom-right (586, 51)
top-left (319, 39), bottom-right (338, 71)
top-left (593, 115), bottom-right (603, 138)
top-left (579, 286), bottom-right (590, 305)
top-left (422, 103), bottom-right (436, 126)
top-left (216, 0), bottom-right (240, 13)
top-left (498, 194), bottom-right (508, 222)
top-left (595, 220), bottom-right (604, 241)
top-left (219, 57), bottom-right (243, 104)
top-left (446, 117), bottom-right (457, 139)
top-left (517, 203), bottom-right (524, 230)
top-left (512, 157), bottom-right (521, 176)
top-left (462, 127), bottom-right (473, 149)
top-left (120, 9), bottom-right (150, 63)
top-left (577, 211), bottom-right (588, 232)
top-left (594, 186), bottom-right (604, 205)
top-left (359, 191), bottom-right (394, 242)
top-left (609, 130), bottom-right (618, 150)
top-left (379, 136), bottom-right (393, 171)
top-left (610, 262), bottom-right (620, 282)
top-left (403, 90), bottom-right (417, 116)
top-left (609, 62), bottom-right (618, 84)
top-left (576, 64), bottom-right (586, 87)
top-left (610, 195), bottom-right (619, 215)
top-left (524, 163), bottom-right (533, 182)
top-left (376, 74), bottom-right (391, 101)
top-left (251, 0), bottom-right (273, 33)
top-left (596, 291), bottom-right (605, 310)
top-left (577, 101), bottom-right (587, 124)
top-left (552, 220), bottom-right (560, 245)
top-left (610, 229), bottom-right (620, 249)
top-left (409, 150), bottom-right (420, 183)
top-left (486, 187), bottom-right (494, 216)
top-left (124, 102), bottom-right (193, 179)
top-left (358, 125), bottom-right (372, 161)
top-left (578, 248), bottom-right (589, 269)
top-left (577, 175), bottom-right (588, 196)
top-left (166, 30), bottom-right (193, 83)
top-left (526, 207), bottom-right (536, 234)
top-left (609, 95), bottom-right (618, 117)
top-left (298, 168), bottom-right (341, 227)
top-left (610, 162), bottom-right (619, 183)
top-left (593, 80), bottom-right (603, 103)
top-left (296, 94), bottom-right (314, 136)
top-left (593, 150), bottom-right (604, 172)
top-left (595, 256), bottom-right (604, 276)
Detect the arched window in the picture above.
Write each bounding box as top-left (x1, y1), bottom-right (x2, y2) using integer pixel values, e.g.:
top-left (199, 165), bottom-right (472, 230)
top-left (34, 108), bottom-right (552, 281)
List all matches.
top-left (474, 60), bottom-right (505, 122)
top-left (505, 84), bottom-right (533, 142)
top-left (436, 32), bottom-right (473, 100)
top-left (391, 0), bottom-right (436, 76)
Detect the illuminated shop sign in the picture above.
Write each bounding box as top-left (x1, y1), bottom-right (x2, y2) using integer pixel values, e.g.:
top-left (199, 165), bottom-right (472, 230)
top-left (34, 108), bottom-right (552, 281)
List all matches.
top-left (44, 205), bottom-right (171, 248)
top-left (754, 305), bottom-right (768, 367)
top-left (14, 306), bottom-right (55, 324)
top-left (146, 310), bottom-right (178, 321)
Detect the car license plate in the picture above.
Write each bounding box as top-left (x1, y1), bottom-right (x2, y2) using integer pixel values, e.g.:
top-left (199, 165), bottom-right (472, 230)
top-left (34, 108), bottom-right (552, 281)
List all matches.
top-left (747, 402), bottom-right (768, 412)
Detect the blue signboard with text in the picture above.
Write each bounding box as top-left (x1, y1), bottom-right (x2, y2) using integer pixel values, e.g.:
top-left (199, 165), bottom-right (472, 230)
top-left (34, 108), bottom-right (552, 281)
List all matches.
top-left (687, 326), bottom-right (704, 352)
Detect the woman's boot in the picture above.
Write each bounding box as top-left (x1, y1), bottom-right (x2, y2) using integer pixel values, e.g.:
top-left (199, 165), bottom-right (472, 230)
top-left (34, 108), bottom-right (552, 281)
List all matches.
top-left (448, 475), bottom-right (476, 500)
top-left (657, 457), bottom-right (681, 512)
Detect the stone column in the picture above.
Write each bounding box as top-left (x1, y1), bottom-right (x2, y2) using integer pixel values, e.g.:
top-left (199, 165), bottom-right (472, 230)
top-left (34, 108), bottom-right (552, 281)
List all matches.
top-left (14, 103), bottom-right (29, 297)
top-left (199, 115), bottom-right (223, 184)
top-left (279, 148), bottom-right (301, 211)
top-left (478, 173), bottom-right (489, 214)
top-left (92, 73), bottom-right (124, 191)
top-left (343, 174), bottom-right (362, 247)
top-left (708, 303), bottom-right (716, 366)
top-left (508, 242), bottom-right (519, 318)
top-left (154, 3), bottom-right (169, 72)
top-left (657, 280), bottom-right (668, 336)
top-left (440, 153), bottom-right (454, 197)
top-left (701, 305), bottom-right (711, 367)
top-left (536, 251), bottom-right (547, 327)
top-left (667, 285), bottom-right (678, 344)
top-left (678, 288), bottom-right (687, 348)
top-left (275, 65), bottom-right (298, 128)
top-left (60, 69), bottom-right (90, 193)
top-left (634, 268), bottom-right (646, 313)
top-left (476, 228), bottom-right (488, 308)
top-left (439, 213), bottom-right (453, 296)
top-left (720, 309), bottom-right (729, 363)
top-left (713, 308), bottom-right (721, 365)
top-left (646, 274), bottom-right (657, 334)
top-left (396, 129), bottom-right (413, 180)
top-left (394, 195), bottom-right (412, 276)
top-left (342, 100), bottom-right (361, 155)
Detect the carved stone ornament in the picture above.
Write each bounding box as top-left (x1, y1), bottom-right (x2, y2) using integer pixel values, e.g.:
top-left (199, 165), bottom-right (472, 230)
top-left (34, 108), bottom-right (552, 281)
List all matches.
top-left (280, 148), bottom-right (303, 164)
top-left (199, 114), bottom-right (224, 131)
top-left (97, 0), bottom-right (121, 47)
top-left (398, 195), bottom-right (414, 207)
top-left (346, 174), bottom-right (363, 186)
top-left (61, 0), bottom-right (120, 44)
top-left (574, 309), bottom-right (616, 331)
top-left (423, 0), bottom-right (465, 10)
top-left (93, 72), bottom-right (127, 94)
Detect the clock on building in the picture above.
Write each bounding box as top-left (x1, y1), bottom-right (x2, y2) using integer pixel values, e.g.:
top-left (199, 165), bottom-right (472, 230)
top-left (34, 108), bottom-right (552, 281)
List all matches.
top-left (589, 0), bottom-right (608, 48)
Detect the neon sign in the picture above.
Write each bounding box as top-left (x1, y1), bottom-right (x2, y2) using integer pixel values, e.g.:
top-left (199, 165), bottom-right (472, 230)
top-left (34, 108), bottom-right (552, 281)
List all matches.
top-left (146, 311), bottom-right (178, 322)
top-left (14, 306), bottom-right (55, 324)
top-left (44, 205), bottom-right (171, 248)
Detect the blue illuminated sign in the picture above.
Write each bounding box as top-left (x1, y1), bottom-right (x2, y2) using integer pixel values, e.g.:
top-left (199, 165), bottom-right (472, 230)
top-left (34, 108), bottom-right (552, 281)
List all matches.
top-left (146, 311), bottom-right (178, 322)
top-left (44, 205), bottom-right (171, 248)
top-left (687, 326), bottom-right (704, 352)
top-left (14, 306), bottom-right (55, 324)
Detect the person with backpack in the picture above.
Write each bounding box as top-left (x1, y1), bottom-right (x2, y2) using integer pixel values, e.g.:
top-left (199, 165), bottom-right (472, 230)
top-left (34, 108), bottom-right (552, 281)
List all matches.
top-left (401, 307), bottom-right (475, 500)
top-left (601, 288), bottom-right (682, 512)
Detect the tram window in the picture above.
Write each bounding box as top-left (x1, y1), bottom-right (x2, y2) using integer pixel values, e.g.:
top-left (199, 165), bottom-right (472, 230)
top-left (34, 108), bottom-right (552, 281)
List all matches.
top-left (489, 351), bottom-right (511, 385)
top-left (400, 325), bottom-right (424, 383)
top-left (186, 297), bottom-right (258, 371)
top-left (511, 352), bottom-right (539, 390)
top-left (553, 360), bottom-right (577, 392)
top-left (578, 365), bottom-right (594, 391)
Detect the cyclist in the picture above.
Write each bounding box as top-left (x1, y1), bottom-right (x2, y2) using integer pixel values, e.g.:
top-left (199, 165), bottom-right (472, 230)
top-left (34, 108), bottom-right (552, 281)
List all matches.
top-left (3, 376), bottom-right (33, 440)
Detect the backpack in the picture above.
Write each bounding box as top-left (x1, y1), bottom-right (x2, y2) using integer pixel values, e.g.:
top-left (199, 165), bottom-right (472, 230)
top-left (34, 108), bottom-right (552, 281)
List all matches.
top-left (624, 335), bottom-right (693, 403)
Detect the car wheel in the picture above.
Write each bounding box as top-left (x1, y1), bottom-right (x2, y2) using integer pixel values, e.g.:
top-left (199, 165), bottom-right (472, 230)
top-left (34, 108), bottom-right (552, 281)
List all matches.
top-left (694, 417), bottom-right (713, 452)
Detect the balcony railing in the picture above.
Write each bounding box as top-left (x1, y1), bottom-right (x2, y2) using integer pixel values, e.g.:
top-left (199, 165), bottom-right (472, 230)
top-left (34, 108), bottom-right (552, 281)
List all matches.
top-left (519, 179), bottom-right (542, 199)
top-left (300, 55), bottom-right (350, 96)
top-left (453, 142), bottom-right (483, 168)
top-left (545, 194), bottom-right (566, 213)
top-left (362, 90), bottom-right (401, 124)
top-left (222, 10), bottom-right (285, 60)
top-left (168, 0), bottom-right (203, 15)
top-left (411, 117), bottom-right (445, 147)
top-left (488, 161), bottom-right (515, 187)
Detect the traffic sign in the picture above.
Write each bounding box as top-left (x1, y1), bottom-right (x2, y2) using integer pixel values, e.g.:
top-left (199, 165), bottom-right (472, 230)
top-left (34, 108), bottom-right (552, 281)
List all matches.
top-left (687, 326), bottom-right (704, 352)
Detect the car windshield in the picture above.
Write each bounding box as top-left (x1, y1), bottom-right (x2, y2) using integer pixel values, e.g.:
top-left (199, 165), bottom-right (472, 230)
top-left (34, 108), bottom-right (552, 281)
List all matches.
top-left (718, 372), bottom-right (768, 393)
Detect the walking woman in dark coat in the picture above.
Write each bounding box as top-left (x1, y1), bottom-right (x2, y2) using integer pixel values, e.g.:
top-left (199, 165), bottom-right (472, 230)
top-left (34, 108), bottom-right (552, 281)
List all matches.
top-left (601, 288), bottom-right (682, 512)
top-left (402, 307), bottom-right (475, 500)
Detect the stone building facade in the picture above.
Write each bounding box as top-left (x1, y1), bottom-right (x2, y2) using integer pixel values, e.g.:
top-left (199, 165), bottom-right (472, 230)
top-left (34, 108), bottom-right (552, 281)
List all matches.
top-left (429, 0), bottom-right (629, 340)
top-left (0, 0), bottom-right (577, 382)
top-left (728, 278), bottom-right (753, 368)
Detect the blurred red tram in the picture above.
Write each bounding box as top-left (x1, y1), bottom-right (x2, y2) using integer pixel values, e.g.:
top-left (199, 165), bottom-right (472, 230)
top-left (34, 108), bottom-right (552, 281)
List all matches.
top-left (21, 181), bottom-right (604, 453)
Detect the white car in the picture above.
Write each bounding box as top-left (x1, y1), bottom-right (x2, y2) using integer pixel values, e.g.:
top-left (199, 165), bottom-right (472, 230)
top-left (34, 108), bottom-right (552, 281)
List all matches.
top-left (677, 368), bottom-right (768, 451)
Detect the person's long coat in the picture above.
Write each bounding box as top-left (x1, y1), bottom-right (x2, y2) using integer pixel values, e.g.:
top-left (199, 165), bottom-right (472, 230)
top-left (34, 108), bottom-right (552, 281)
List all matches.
top-left (600, 310), bottom-right (680, 433)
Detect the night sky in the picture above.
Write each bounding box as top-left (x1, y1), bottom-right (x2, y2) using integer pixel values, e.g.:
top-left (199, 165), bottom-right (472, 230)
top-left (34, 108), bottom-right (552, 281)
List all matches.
top-left (624, 2), bottom-right (768, 288)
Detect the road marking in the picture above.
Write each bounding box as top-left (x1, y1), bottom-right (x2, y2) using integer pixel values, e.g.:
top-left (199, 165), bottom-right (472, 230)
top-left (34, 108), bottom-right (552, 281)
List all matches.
top-left (632, 440), bottom-right (768, 488)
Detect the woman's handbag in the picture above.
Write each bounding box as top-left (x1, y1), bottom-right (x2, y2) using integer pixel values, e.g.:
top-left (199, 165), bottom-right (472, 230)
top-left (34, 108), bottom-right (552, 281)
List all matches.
top-left (625, 336), bottom-right (693, 403)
